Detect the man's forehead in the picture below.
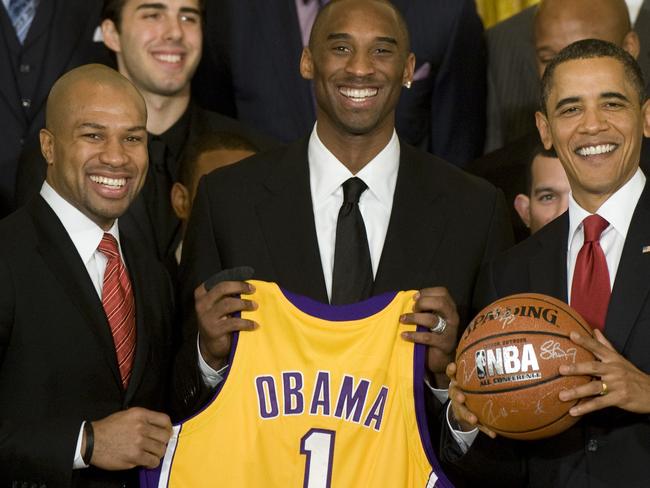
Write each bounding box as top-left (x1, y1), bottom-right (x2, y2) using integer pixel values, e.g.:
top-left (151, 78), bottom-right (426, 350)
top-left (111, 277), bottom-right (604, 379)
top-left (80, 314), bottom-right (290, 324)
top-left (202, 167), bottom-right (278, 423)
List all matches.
top-left (550, 58), bottom-right (629, 94)
top-left (319, 2), bottom-right (402, 40)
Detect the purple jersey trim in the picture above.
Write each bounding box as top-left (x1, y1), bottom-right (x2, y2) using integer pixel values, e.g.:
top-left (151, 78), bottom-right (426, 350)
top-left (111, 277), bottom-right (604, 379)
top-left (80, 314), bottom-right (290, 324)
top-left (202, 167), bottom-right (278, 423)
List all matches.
top-left (139, 463), bottom-right (162, 487)
top-left (280, 288), bottom-right (398, 321)
top-left (413, 326), bottom-right (455, 488)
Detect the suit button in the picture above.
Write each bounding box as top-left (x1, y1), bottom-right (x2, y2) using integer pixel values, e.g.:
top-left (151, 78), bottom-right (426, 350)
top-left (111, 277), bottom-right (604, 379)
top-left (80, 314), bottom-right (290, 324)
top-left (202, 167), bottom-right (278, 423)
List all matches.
top-left (21, 98), bottom-right (31, 109)
top-left (19, 64), bottom-right (30, 73)
top-left (587, 438), bottom-right (598, 452)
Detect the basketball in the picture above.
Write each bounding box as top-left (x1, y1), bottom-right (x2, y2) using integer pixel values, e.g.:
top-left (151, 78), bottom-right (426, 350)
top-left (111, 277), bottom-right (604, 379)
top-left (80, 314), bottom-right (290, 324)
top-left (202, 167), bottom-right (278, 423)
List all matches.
top-left (455, 293), bottom-right (595, 440)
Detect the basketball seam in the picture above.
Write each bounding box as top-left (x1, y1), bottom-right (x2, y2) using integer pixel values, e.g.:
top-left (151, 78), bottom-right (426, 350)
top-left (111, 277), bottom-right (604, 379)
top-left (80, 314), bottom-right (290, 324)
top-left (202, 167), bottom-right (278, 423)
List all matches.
top-left (457, 330), bottom-right (571, 357)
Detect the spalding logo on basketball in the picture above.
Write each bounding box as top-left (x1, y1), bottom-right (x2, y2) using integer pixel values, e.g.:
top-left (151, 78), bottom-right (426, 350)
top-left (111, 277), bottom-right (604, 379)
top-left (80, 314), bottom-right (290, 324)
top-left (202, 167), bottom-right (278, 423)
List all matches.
top-left (455, 293), bottom-right (595, 440)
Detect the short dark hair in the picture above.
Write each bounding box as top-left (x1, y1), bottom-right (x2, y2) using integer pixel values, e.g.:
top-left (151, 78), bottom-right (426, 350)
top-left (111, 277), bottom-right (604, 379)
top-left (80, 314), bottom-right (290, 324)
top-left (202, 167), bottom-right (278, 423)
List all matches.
top-left (540, 38), bottom-right (646, 114)
top-left (101, 0), bottom-right (205, 29)
top-left (309, 0), bottom-right (411, 54)
top-left (177, 131), bottom-right (258, 187)
top-left (524, 143), bottom-right (558, 195)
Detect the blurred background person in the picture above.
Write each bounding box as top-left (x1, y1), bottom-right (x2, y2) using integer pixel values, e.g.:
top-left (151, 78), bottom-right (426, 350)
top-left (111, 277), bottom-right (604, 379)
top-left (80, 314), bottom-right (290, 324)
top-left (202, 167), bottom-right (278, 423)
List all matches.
top-left (513, 145), bottom-right (570, 235)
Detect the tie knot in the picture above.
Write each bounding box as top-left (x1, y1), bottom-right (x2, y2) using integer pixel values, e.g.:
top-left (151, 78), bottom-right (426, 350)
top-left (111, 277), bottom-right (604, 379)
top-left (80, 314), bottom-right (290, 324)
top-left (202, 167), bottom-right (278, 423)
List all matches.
top-left (342, 177), bottom-right (368, 204)
top-left (582, 214), bottom-right (609, 242)
top-left (98, 233), bottom-right (120, 258)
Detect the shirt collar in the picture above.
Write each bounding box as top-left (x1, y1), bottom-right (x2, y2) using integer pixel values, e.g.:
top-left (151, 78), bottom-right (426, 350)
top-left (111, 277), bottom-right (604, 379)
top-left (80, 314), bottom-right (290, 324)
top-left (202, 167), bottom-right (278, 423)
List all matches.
top-left (308, 123), bottom-right (400, 208)
top-left (568, 167), bottom-right (646, 241)
top-left (40, 181), bottom-right (121, 264)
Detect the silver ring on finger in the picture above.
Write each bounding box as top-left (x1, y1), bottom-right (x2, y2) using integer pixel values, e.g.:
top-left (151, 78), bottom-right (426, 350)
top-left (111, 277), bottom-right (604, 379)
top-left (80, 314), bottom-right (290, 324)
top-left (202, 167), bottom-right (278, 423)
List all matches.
top-left (429, 315), bottom-right (447, 334)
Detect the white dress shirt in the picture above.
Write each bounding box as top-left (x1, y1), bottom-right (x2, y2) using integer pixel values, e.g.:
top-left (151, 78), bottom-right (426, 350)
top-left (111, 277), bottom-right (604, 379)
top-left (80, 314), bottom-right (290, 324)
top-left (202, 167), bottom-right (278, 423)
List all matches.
top-left (41, 181), bottom-right (123, 469)
top-left (309, 123), bottom-right (399, 302)
top-left (450, 168), bottom-right (647, 453)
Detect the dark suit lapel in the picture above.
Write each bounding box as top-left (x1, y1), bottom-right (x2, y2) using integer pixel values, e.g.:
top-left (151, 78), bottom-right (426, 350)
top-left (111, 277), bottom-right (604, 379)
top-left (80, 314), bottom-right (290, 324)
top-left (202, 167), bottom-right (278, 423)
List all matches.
top-left (255, 138), bottom-right (328, 302)
top-left (254, 1), bottom-right (315, 129)
top-left (29, 196), bottom-right (123, 389)
top-left (605, 183), bottom-right (650, 351)
top-left (373, 143), bottom-right (448, 292)
top-left (528, 214), bottom-right (569, 300)
top-left (120, 231), bottom-right (152, 403)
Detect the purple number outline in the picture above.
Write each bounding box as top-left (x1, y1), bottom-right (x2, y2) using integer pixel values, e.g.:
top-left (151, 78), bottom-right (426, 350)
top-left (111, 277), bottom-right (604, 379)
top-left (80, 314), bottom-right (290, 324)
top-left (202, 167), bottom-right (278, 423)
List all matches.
top-left (300, 428), bottom-right (336, 488)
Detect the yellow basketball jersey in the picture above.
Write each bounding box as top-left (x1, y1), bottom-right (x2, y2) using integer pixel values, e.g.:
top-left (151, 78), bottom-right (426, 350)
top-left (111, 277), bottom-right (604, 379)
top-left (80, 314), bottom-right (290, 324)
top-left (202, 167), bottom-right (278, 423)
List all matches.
top-left (142, 281), bottom-right (453, 488)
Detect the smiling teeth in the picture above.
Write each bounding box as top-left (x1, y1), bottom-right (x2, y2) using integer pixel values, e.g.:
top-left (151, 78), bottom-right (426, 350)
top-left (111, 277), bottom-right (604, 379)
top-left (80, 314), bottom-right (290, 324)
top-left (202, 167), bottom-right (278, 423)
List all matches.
top-left (577, 144), bottom-right (616, 156)
top-left (90, 175), bottom-right (126, 188)
top-left (154, 54), bottom-right (181, 63)
top-left (340, 87), bottom-right (378, 101)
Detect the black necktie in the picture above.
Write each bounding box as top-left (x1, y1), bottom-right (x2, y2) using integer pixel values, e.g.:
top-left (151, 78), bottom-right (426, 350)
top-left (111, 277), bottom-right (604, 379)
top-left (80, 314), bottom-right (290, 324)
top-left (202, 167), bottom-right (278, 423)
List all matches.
top-left (146, 138), bottom-right (176, 258)
top-left (331, 177), bottom-right (373, 305)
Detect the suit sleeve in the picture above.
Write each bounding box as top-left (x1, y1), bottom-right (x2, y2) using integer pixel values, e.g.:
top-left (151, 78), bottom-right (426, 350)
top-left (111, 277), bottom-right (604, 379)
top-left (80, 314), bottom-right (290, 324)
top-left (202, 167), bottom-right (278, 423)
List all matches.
top-left (0, 258), bottom-right (81, 486)
top-left (471, 188), bottom-right (513, 313)
top-left (428, 0), bottom-right (486, 166)
top-left (172, 176), bottom-right (224, 419)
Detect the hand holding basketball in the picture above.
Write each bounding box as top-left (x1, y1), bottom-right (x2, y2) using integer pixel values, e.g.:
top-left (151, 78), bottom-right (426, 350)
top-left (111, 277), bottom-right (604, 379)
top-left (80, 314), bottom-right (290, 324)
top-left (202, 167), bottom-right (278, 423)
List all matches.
top-left (558, 329), bottom-right (650, 416)
top-left (455, 293), bottom-right (596, 440)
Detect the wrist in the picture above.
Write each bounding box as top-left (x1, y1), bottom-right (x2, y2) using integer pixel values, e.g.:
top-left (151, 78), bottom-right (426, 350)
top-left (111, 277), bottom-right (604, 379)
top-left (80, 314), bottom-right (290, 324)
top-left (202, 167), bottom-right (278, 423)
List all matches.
top-left (198, 337), bottom-right (226, 371)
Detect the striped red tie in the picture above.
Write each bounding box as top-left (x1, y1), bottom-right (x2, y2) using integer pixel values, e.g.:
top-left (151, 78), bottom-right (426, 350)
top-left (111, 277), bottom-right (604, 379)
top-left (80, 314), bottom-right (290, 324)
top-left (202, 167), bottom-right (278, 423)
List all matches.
top-left (98, 233), bottom-right (136, 389)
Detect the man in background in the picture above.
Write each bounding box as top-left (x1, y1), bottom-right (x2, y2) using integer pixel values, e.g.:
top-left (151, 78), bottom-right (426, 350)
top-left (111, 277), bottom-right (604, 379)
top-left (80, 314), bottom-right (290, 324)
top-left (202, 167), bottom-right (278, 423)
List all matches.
top-left (171, 131), bottom-right (257, 262)
top-left (513, 145), bottom-right (570, 235)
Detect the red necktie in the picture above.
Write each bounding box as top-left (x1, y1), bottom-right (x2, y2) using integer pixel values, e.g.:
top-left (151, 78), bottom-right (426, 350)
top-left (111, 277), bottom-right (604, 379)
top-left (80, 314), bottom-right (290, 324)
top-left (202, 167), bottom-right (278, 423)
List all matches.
top-left (98, 233), bottom-right (136, 389)
top-left (571, 215), bottom-right (610, 331)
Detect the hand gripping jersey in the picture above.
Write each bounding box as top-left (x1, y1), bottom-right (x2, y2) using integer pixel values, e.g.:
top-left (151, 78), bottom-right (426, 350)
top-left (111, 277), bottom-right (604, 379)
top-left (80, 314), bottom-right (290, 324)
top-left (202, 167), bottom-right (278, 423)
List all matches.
top-left (142, 281), bottom-right (453, 488)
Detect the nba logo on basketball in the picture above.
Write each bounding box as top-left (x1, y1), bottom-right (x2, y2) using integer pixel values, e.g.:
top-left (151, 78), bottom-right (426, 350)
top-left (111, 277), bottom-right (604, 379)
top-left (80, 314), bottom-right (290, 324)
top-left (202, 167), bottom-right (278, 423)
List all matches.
top-left (474, 344), bottom-right (541, 383)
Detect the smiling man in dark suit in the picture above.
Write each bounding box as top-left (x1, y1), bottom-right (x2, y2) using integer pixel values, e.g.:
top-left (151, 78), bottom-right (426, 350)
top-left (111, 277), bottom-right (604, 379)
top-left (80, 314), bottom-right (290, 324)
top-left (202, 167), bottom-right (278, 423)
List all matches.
top-left (444, 39), bottom-right (650, 488)
top-left (0, 64), bottom-right (174, 487)
top-left (178, 0), bottom-right (511, 431)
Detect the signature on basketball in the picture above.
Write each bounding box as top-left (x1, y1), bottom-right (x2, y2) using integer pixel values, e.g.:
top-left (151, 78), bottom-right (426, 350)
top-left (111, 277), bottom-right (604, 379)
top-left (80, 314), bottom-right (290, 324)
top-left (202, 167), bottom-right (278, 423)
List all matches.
top-left (457, 358), bottom-right (476, 384)
top-left (490, 306), bottom-right (515, 328)
top-left (482, 399), bottom-right (508, 425)
top-left (539, 340), bottom-right (577, 362)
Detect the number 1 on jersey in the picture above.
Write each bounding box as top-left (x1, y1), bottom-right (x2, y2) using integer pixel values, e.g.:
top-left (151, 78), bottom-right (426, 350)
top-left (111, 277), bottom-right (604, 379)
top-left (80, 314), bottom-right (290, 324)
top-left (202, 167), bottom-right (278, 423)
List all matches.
top-left (300, 429), bottom-right (336, 488)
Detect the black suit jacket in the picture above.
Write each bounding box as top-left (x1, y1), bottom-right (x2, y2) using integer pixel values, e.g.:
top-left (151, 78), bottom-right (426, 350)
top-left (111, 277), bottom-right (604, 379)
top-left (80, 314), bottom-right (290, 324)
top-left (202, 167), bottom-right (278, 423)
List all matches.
top-left (0, 197), bottom-right (174, 488)
top-left (192, 0), bottom-right (486, 166)
top-left (0, 0), bottom-right (109, 218)
top-left (174, 137), bottom-right (513, 413)
top-left (441, 183), bottom-right (650, 488)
